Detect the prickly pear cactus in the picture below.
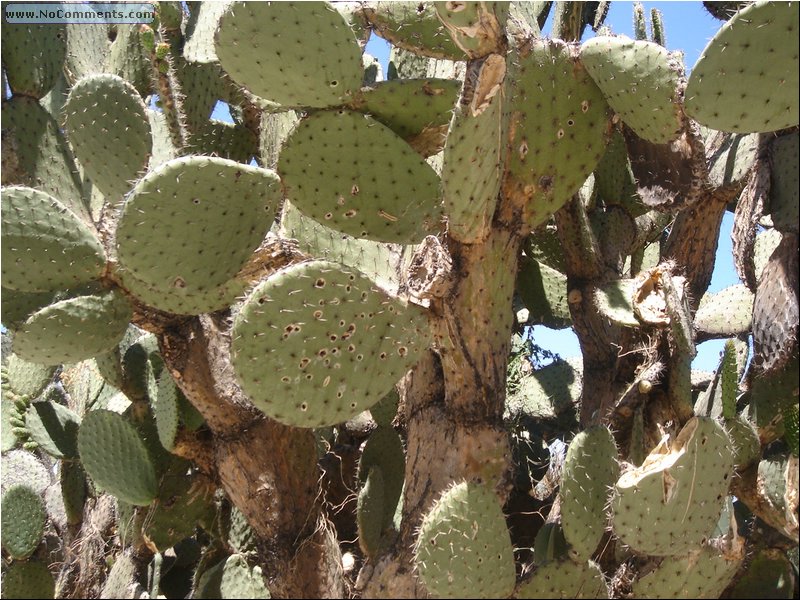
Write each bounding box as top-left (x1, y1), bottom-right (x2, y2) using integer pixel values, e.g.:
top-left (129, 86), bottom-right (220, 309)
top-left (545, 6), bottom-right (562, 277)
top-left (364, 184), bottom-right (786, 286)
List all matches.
top-left (1, 1), bottom-right (798, 598)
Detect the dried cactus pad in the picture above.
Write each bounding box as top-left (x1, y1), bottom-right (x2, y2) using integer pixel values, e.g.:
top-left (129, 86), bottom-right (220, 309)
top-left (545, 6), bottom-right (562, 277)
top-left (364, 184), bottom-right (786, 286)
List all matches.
top-left (612, 416), bottom-right (735, 556)
top-left (1, 186), bottom-right (105, 293)
top-left (685, 1), bottom-right (799, 133)
top-left (279, 110), bottom-right (442, 244)
top-left (232, 260), bottom-right (431, 428)
top-left (63, 74), bottom-right (152, 201)
top-left (415, 481), bottom-right (516, 599)
top-left (215, 1), bottom-right (362, 108)
top-left (116, 156), bottom-right (279, 314)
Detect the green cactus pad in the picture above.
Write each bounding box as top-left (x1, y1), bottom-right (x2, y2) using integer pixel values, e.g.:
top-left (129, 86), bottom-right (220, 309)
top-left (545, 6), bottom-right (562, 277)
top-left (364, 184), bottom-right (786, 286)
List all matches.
top-left (517, 257), bottom-right (571, 329)
top-left (505, 358), bottom-right (583, 422)
top-left (280, 200), bottom-right (406, 292)
top-left (370, 388), bottom-right (400, 427)
top-left (533, 522), bottom-right (569, 565)
top-left (154, 373), bottom-right (180, 451)
top-left (279, 109), bottom-right (442, 243)
top-left (768, 132), bottom-right (799, 234)
top-left (5, 354), bottom-right (56, 398)
top-left (188, 120), bottom-right (258, 164)
top-left (63, 74), bottom-right (152, 201)
top-left (517, 558), bottom-right (608, 599)
top-left (358, 426), bottom-right (405, 529)
top-left (415, 481), bottom-right (516, 599)
top-left (1, 186), bottom-right (105, 293)
top-left (593, 130), bottom-right (639, 212)
top-left (632, 543), bottom-right (743, 599)
top-left (357, 466), bottom-right (385, 557)
top-left (594, 279), bottom-right (639, 327)
top-left (219, 554), bottom-right (271, 599)
top-left (612, 417), bottom-right (735, 556)
top-left (60, 461), bottom-right (87, 525)
top-left (360, 2), bottom-right (465, 60)
top-left (183, 1), bottom-right (229, 62)
top-left (686, 1), bottom-right (799, 133)
top-left (0, 288), bottom-right (61, 332)
top-left (77, 409), bottom-right (158, 506)
top-left (724, 415), bottom-right (761, 468)
top-left (442, 75), bottom-right (508, 243)
top-left (726, 549), bottom-right (796, 599)
top-left (1, 449), bottom-right (50, 496)
top-left (706, 130), bottom-right (759, 190)
top-left (355, 78), bottom-right (460, 142)
top-left (104, 24), bottom-right (150, 97)
top-left (226, 505), bottom-right (257, 554)
top-left (2, 394), bottom-right (19, 452)
top-left (506, 40), bottom-right (611, 229)
top-left (215, 1), bottom-right (362, 108)
top-left (101, 554), bottom-right (140, 599)
top-left (116, 156), bottom-right (279, 314)
top-left (0, 559), bottom-right (55, 599)
top-left (232, 260), bottom-right (431, 428)
top-left (695, 284), bottom-right (754, 337)
top-left (13, 291), bottom-right (132, 366)
top-left (25, 400), bottom-right (81, 459)
top-left (1, 484), bottom-right (46, 559)
top-left (1, 21), bottom-right (67, 98)
top-left (142, 464), bottom-right (215, 551)
top-left (581, 37), bottom-right (683, 144)
top-left (560, 426), bottom-right (620, 560)
top-left (2, 96), bottom-right (86, 218)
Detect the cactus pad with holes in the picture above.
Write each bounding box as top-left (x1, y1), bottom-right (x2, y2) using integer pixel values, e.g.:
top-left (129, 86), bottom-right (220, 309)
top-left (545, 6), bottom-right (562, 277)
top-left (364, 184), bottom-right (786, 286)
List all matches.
top-left (279, 109), bottom-right (442, 243)
top-left (611, 417), bottom-right (735, 556)
top-left (581, 36), bottom-right (683, 144)
top-left (506, 39), bottom-right (611, 229)
top-left (116, 156), bottom-right (279, 314)
top-left (77, 409), bottom-right (157, 506)
top-left (1, 186), bottom-right (105, 293)
top-left (685, 2), bottom-right (799, 133)
top-left (215, 1), bottom-right (362, 108)
top-left (63, 74), bottom-right (152, 201)
top-left (232, 260), bottom-right (431, 428)
top-left (414, 480), bottom-right (516, 599)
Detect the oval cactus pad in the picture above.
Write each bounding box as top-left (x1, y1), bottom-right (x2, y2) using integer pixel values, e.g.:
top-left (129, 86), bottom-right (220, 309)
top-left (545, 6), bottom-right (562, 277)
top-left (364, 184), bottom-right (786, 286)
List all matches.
top-left (116, 156), bottom-right (279, 312)
top-left (279, 109), bottom-right (443, 243)
top-left (232, 260), bottom-right (431, 428)
top-left (215, 1), bottom-right (363, 108)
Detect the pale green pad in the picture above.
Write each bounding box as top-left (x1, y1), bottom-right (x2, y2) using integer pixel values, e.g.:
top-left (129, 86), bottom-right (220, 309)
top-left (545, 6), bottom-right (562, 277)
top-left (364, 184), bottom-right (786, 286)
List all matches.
top-left (77, 409), bottom-right (157, 506)
top-left (1, 449), bottom-right (50, 496)
top-left (361, 2), bottom-right (464, 60)
top-left (0, 288), bottom-right (60, 331)
top-left (581, 37), bottom-right (682, 144)
top-left (632, 544), bottom-right (742, 599)
top-left (5, 353), bottom-right (55, 398)
top-left (442, 89), bottom-right (507, 243)
top-left (357, 78), bottom-right (461, 140)
top-left (695, 284), bottom-right (754, 337)
top-left (686, 1), bottom-right (799, 133)
top-left (215, 1), bottom-right (362, 108)
top-left (517, 258), bottom-right (571, 329)
top-left (232, 260), bottom-right (431, 428)
top-left (0, 560), bottom-right (55, 599)
top-left (505, 358), bottom-right (583, 422)
top-left (1, 186), bottom-right (105, 293)
top-left (103, 24), bottom-right (150, 97)
top-left (2, 96), bottom-right (86, 218)
top-left (415, 481), bottom-right (516, 599)
top-left (517, 559), bottom-right (608, 599)
top-left (154, 373), bottom-right (180, 451)
top-left (768, 132), bottom-right (799, 233)
top-left (183, 0), bottom-right (231, 63)
top-left (220, 554), bottom-right (271, 599)
top-left (0, 21), bottom-right (67, 98)
top-left (594, 279), bottom-right (639, 327)
top-left (560, 426), bottom-right (620, 560)
top-left (13, 291), bottom-right (132, 366)
top-left (506, 40), bottom-right (611, 229)
top-left (612, 417), bottom-right (735, 556)
top-left (63, 74), bottom-right (152, 201)
top-left (279, 110), bottom-right (442, 243)
top-left (1, 484), bottom-right (46, 559)
top-left (25, 400), bottom-right (81, 459)
top-left (706, 130), bottom-right (759, 190)
top-left (116, 156), bottom-right (279, 314)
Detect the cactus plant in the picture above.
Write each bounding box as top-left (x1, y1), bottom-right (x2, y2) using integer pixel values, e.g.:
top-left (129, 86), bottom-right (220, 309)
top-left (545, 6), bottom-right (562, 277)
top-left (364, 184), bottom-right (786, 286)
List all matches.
top-left (1, 1), bottom-right (798, 597)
